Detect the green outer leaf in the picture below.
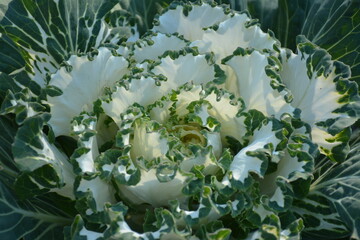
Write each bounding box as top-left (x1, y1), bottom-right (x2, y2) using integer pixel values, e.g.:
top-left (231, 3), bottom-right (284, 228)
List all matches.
top-left (0, 34), bottom-right (26, 75)
top-left (293, 140), bottom-right (360, 239)
top-left (0, 0), bottom-right (130, 87)
top-left (301, 0), bottom-right (360, 84)
top-left (12, 113), bottom-right (75, 199)
top-left (0, 182), bottom-right (74, 240)
top-left (120, 0), bottom-right (173, 35)
top-left (228, 0), bottom-right (310, 50)
top-left (0, 0), bottom-right (120, 58)
top-left (0, 115), bottom-right (18, 188)
top-left (0, 73), bottom-right (22, 104)
top-left (12, 113), bottom-right (51, 171)
top-left (1, 88), bottom-right (46, 125)
top-left (235, 0), bottom-right (360, 86)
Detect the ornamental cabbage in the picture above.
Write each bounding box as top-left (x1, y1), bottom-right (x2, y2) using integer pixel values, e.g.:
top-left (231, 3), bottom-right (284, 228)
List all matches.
top-left (0, 1), bottom-right (359, 240)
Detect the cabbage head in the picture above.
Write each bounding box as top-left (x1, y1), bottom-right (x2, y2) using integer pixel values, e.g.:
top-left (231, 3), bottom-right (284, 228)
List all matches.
top-left (0, 1), bottom-right (359, 240)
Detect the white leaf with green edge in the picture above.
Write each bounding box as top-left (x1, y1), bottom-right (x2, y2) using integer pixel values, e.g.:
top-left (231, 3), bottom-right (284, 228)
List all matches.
top-left (252, 204), bottom-right (274, 223)
top-left (71, 114), bottom-right (100, 173)
top-left (48, 47), bottom-right (129, 136)
top-left (66, 206), bottom-right (188, 240)
top-left (0, 183), bottom-right (74, 240)
top-left (148, 85), bottom-right (206, 124)
top-left (259, 127), bottom-right (314, 210)
top-left (103, 140), bottom-right (182, 208)
top-left (233, 0), bottom-right (306, 51)
top-left (178, 146), bottom-right (220, 175)
top-left (108, 104), bottom-right (221, 207)
top-left (202, 89), bottom-right (246, 144)
top-left (133, 33), bottom-right (188, 62)
top-left (183, 87), bottom-right (243, 142)
top-left (204, 131), bottom-right (223, 159)
top-left (270, 187), bottom-right (286, 208)
top-left (280, 50), bottom-right (344, 124)
top-left (261, 151), bottom-right (307, 194)
top-left (280, 41), bottom-right (360, 159)
top-left (149, 96), bottom-right (223, 172)
top-left (174, 195), bottom-right (228, 229)
top-left (245, 212), bottom-right (303, 240)
top-left (223, 121), bottom-right (281, 185)
top-left (131, 119), bottom-right (169, 161)
top-left (94, 114), bottom-right (119, 148)
top-left (149, 85), bottom-right (246, 144)
top-left (151, 53), bottom-right (216, 88)
top-left (260, 150), bottom-right (308, 211)
top-left (76, 175), bottom-right (116, 213)
top-left (117, 168), bottom-right (188, 207)
top-left (102, 76), bottom-right (160, 126)
top-left (12, 114), bottom-right (75, 199)
top-left (225, 50), bottom-right (294, 118)
top-left (191, 13), bottom-right (277, 62)
top-left (0, 0), bottom-right (136, 87)
top-left (153, 2), bottom-right (230, 41)
top-left (102, 52), bottom-right (215, 126)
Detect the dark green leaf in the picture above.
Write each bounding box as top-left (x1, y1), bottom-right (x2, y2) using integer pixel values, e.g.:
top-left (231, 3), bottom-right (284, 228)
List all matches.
top-left (0, 182), bottom-right (74, 240)
top-left (0, 73), bottom-right (22, 104)
top-left (225, 0), bottom-right (310, 50)
top-left (0, 35), bottom-right (26, 75)
top-left (301, 0), bottom-right (360, 84)
top-left (119, 0), bottom-right (173, 35)
top-left (0, 115), bottom-right (18, 188)
top-left (236, 0), bottom-right (360, 86)
top-left (293, 140), bottom-right (360, 239)
top-left (0, 0), bottom-right (129, 87)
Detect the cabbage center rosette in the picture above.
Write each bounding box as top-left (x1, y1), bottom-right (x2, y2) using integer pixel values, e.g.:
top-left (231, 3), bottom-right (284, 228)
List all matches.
top-left (97, 52), bottom-right (241, 208)
top-left (102, 92), bottom-right (224, 207)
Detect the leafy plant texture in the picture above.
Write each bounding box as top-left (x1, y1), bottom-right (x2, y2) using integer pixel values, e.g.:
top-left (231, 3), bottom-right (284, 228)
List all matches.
top-left (292, 135), bottom-right (360, 240)
top-left (0, 0), bottom-right (359, 240)
top-left (226, 0), bottom-right (360, 86)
